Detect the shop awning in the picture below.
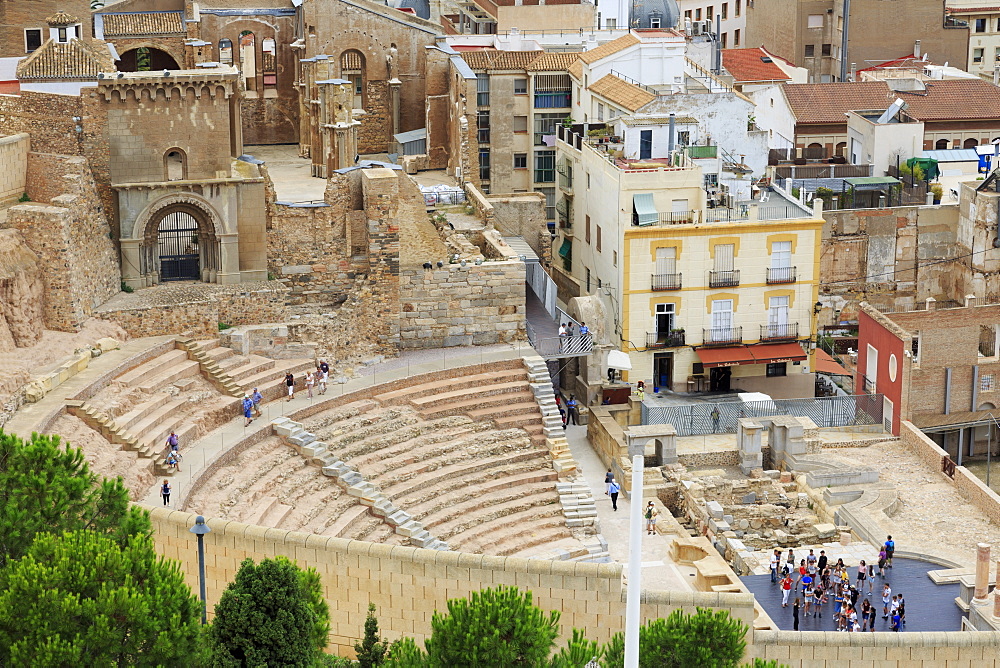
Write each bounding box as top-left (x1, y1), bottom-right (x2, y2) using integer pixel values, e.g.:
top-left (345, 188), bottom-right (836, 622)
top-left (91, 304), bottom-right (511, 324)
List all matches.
top-left (815, 348), bottom-right (849, 375)
top-left (607, 350), bottom-right (632, 370)
top-left (558, 238), bottom-right (572, 258)
top-left (750, 342), bottom-right (807, 364)
top-left (696, 346), bottom-right (757, 368)
top-left (633, 193), bottom-right (658, 226)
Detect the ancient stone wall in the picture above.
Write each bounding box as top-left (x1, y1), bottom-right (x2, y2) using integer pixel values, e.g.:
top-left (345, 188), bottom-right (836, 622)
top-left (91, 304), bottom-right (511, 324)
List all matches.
top-left (216, 285), bottom-right (288, 327)
top-left (0, 133), bottom-right (29, 204)
top-left (267, 203), bottom-right (356, 304)
top-left (398, 260), bottom-right (525, 348)
top-left (358, 80), bottom-right (391, 154)
top-left (362, 169), bottom-right (401, 350)
top-left (99, 300), bottom-right (218, 338)
top-left (487, 192), bottom-right (550, 260)
top-left (6, 152), bottom-right (120, 332)
top-left (0, 229), bottom-right (44, 351)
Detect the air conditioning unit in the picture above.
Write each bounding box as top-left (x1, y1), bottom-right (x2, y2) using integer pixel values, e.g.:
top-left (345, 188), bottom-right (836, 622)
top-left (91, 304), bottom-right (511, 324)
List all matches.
top-left (690, 20), bottom-right (706, 35)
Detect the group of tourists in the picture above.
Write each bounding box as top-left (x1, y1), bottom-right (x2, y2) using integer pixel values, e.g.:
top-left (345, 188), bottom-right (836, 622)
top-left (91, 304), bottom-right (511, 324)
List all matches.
top-left (773, 537), bottom-right (903, 632)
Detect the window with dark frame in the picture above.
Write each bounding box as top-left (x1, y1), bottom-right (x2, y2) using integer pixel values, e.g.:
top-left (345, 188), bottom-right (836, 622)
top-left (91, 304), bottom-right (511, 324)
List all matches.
top-left (766, 362), bottom-right (787, 377)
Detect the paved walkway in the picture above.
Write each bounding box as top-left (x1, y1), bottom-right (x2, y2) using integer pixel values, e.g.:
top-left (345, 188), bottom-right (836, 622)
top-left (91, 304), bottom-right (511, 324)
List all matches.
top-left (563, 422), bottom-right (696, 592)
top-left (145, 343), bottom-right (528, 509)
top-left (741, 557), bottom-right (966, 632)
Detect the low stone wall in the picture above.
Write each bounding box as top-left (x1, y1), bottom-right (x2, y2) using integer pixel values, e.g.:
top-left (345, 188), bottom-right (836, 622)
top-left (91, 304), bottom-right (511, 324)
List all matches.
top-left (679, 450), bottom-right (741, 468)
top-left (398, 260), bottom-right (526, 348)
top-left (747, 628), bottom-right (1000, 664)
top-left (216, 285), bottom-right (288, 327)
top-left (147, 506), bottom-right (758, 656)
top-left (899, 420), bottom-right (949, 473)
top-left (463, 181), bottom-right (495, 228)
top-left (99, 300), bottom-right (218, 338)
top-left (0, 133), bottom-right (29, 205)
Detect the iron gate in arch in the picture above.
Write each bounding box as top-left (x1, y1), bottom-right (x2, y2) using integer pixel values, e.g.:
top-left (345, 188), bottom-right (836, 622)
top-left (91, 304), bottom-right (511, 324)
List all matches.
top-left (157, 211), bottom-right (200, 281)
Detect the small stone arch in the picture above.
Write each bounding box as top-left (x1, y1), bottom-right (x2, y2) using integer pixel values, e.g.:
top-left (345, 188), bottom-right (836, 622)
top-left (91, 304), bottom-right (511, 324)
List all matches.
top-left (133, 194), bottom-right (224, 284)
top-left (341, 49), bottom-right (365, 107)
top-left (118, 46), bottom-right (180, 71)
top-left (164, 148), bottom-right (187, 181)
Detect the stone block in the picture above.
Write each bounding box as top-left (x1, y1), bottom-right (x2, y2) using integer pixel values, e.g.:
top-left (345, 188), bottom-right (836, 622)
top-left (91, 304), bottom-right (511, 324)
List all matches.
top-left (839, 531), bottom-right (852, 545)
top-left (706, 500), bottom-right (725, 519)
top-left (96, 337), bottom-right (119, 352)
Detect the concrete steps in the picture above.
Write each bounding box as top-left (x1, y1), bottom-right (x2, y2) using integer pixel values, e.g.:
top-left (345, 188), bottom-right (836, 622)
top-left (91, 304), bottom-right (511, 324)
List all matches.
top-left (66, 400), bottom-right (166, 472)
top-left (487, 520), bottom-right (574, 557)
top-left (136, 360), bottom-right (201, 394)
top-left (409, 381), bottom-right (530, 411)
top-left (176, 338), bottom-right (242, 397)
top-left (413, 480), bottom-right (559, 529)
top-left (223, 355), bottom-right (277, 383)
top-left (378, 449), bottom-right (550, 501)
top-left (431, 493), bottom-right (561, 541)
top-left (117, 349), bottom-right (190, 388)
top-left (327, 505), bottom-right (371, 538)
top-left (420, 392), bottom-right (536, 420)
top-left (237, 359), bottom-right (315, 397)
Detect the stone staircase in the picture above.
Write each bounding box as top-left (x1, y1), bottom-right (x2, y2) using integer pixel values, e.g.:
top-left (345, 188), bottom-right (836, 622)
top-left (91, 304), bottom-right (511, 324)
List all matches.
top-left (66, 400), bottom-right (175, 476)
top-left (181, 338), bottom-right (315, 401)
top-left (272, 416), bottom-right (449, 550)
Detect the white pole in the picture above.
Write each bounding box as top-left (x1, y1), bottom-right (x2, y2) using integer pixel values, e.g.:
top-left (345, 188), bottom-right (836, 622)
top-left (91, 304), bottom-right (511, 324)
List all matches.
top-left (624, 454), bottom-right (644, 668)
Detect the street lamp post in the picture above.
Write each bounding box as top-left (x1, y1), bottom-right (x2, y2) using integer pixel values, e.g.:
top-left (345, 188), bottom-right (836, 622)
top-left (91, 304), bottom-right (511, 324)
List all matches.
top-left (189, 515), bottom-right (211, 625)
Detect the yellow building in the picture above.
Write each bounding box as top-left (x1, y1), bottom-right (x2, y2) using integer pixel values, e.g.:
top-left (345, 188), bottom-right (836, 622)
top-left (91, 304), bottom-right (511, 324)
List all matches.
top-left (555, 124), bottom-right (823, 399)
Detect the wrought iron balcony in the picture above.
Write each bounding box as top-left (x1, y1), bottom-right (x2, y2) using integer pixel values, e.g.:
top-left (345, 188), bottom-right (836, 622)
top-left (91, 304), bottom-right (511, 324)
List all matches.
top-left (760, 322), bottom-right (799, 341)
top-left (863, 374), bottom-right (877, 394)
top-left (646, 330), bottom-right (686, 349)
top-left (767, 266), bottom-right (797, 284)
top-left (708, 269), bottom-right (740, 288)
top-left (702, 326), bottom-right (743, 346)
top-left (651, 273), bottom-right (682, 291)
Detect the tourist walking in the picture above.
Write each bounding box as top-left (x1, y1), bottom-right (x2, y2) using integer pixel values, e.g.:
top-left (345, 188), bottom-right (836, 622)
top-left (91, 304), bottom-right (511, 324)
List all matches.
top-left (166, 431), bottom-right (179, 454)
top-left (161, 479), bottom-right (171, 506)
top-left (856, 560), bottom-right (867, 588)
top-left (882, 583), bottom-right (892, 618)
top-left (781, 574), bottom-right (793, 607)
top-left (604, 469), bottom-right (614, 494)
top-left (608, 479), bottom-right (620, 511)
top-left (770, 549), bottom-right (780, 583)
top-left (645, 501), bottom-right (658, 535)
top-left (242, 394), bottom-right (255, 426)
top-left (817, 550), bottom-right (828, 573)
top-left (867, 564), bottom-right (876, 594)
top-left (792, 598), bottom-right (800, 630)
top-left (878, 547), bottom-right (888, 576)
top-left (251, 387), bottom-right (263, 417)
top-left (319, 360), bottom-right (329, 394)
top-left (285, 372), bottom-right (295, 401)
top-left (579, 322), bottom-right (589, 337)
top-left (305, 370), bottom-right (315, 399)
top-left (884, 535), bottom-right (895, 568)
top-left (812, 584), bottom-right (823, 617)
top-left (566, 395), bottom-right (579, 425)
top-left (166, 451), bottom-right (179, 472)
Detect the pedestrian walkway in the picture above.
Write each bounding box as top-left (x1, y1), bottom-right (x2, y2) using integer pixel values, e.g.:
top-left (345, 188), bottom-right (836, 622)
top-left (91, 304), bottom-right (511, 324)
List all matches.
top-left (562, 423), bottom-right (696, 592)
top-left (144, 343), bottom-right (528, 509)
top-left (741, 557), bottom-right (965, 632)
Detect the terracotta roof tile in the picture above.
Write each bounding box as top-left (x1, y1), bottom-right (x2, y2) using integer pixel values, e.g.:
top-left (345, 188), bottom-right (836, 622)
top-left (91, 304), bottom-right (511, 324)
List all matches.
top-left (525, 52), bottom-right (580, 71)
top-left (781, 82), bottom-right (891, 123)
top-left (579, 33), bottom-right (640, 64)
top-left (16, 38), bottom-right (115, 81)
top-left (459, 50), bottom-right (544, 71)
top-left (901, 79), bottom-right (1000, 120)
top-left (568, 59), bottom-right (583, 80)
top-left (101, 12), bottom-right (186, 37)
top-left (588, 73), bottom-right (655, 112)
top-left (784, 79), bottom-right (1000, 124)
top-left (46, 11), bottom-right (80, 25)
top-left (722, 47), bottom-right (791, 83)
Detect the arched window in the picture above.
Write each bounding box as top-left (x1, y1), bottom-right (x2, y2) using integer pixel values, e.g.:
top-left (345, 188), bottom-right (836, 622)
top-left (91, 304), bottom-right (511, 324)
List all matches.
top-left (965, 137), bottom-right (980, 149)
top-left (164, 149), bottom-right (187, 181)
top-left (262, 38), bottom-right (277, 90)
top-left (805, 142), bottom-right (825, 160)
top-left (219, 38), bottom-right (233, 64)
top-left (835, 141), bottom-right (846, 157)
top-left (341, 49), bottom-right (364, 107)
top-left (935, 138), bottom-right (949, 150)
top-left (239, 31), bottom-right (256, 91)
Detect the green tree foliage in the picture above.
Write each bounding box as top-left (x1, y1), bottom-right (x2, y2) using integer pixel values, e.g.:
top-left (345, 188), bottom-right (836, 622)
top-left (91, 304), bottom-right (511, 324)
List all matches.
top-left (136, 46), bottom-right (151, 72)
top-left (549, 628), bottom-right (602, 668)
top-left (411, 586), bottom-right (560, 667)
top-left (209, 556), bottom-right (330, 667)
top-left (356, 603), bottom-right (387, 668)
top-left (601, 607), bottom-right (748, 668)
top-left (0, 430), bottom-right (150, 567)
top-left (0, 530), bottom-right (203, 666)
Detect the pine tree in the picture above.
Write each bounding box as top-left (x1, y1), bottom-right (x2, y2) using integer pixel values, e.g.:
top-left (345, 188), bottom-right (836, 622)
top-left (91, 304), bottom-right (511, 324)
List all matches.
top-left (0, 430), bottom-right (151, 567)
top-left (0, 530), bottom-right (203, 666)
top-left (601, 607), bottom-right (748, 668)
top-left (421, 586), bottom-right (560, 667)
top-left (355, 603), bottom-right (387, 668)
top-left (209, 556), bottom-right (330, 667)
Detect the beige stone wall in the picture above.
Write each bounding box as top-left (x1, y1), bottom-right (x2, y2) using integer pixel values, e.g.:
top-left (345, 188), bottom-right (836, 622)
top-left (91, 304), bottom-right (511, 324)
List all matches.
top-left (398, 260), bottom-right (525, 348)
top-left (147, 506), bottom-right (758, 656)
top-left (6, 152), bottom-right (120, 332)
top-left (99, 300), bottom-right (218, 338)
top-left (217, 286), bottom-right (288, 327)
top-left (267, 202), bottom-right (356, 304)
top-left (747, 629), bottom-right (1000, 664)
top-left (487, 193), bottom-right (550, 260)
top-left (0, 134), bottom-right (29, 205)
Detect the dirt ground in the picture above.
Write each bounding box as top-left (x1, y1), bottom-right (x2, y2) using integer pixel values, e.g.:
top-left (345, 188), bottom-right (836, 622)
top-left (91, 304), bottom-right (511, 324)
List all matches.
top-left (839, 440), bottom-right (1000, 564)
top-left (0, 318), bottom-right (127, 399)
top-left (49, 414), bottom-right (154, 500)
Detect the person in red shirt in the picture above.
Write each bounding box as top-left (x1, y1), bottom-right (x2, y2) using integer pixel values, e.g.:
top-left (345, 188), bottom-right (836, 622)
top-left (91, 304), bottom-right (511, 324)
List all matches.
top-left (781, 574), bottom-right (793, 607)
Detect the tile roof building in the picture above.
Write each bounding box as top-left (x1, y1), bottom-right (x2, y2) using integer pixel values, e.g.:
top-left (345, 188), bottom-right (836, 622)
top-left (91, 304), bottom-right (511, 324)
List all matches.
top-left (99, 11), bottom-right (186, 38)
top-left (722, 47), bottom-right (794, 83)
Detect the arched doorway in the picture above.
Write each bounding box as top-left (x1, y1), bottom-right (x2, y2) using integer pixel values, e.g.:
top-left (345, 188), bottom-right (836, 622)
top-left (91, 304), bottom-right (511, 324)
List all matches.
top-left (118, 47), bottom-right (180, 71)
top-left (965, 138), bottom-right (980, 149)
top-left (141, 202), bottom-right (220, 283)
top-left (935, 138), bottom-right (950, 150)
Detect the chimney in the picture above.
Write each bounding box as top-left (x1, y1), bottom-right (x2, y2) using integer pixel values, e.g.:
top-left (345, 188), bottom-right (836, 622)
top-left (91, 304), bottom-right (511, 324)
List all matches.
top-left (914, 40), bottom-right (921, 58)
